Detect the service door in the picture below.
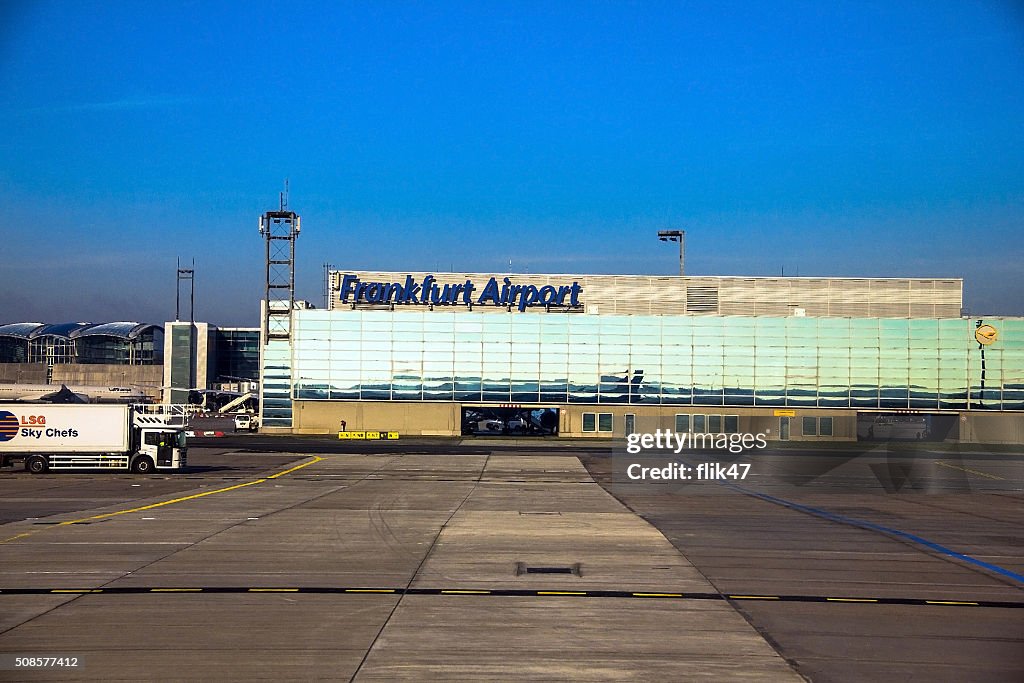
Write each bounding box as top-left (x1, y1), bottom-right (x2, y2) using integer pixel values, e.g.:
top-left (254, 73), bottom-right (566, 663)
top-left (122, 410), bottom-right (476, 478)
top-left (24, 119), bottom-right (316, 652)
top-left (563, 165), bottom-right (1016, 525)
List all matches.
top-left (779, 417), bottom-right (790, 441)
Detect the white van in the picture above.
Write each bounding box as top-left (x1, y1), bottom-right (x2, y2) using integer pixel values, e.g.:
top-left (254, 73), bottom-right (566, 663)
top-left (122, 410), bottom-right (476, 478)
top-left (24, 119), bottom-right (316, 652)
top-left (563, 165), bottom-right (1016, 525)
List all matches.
top-left (233, 414), bottom-right (258, 432)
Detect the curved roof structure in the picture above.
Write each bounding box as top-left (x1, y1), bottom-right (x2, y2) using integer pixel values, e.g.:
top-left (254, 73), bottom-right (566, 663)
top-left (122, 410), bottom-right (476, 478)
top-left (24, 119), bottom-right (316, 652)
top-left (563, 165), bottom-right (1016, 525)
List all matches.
top-left (72, 322), bottom-right (163, 340)
top-left (28, 322), bottom-right (93, 339)
top-left (0, 322), bottom-right (45, 339)
top-left (0, 322), bottom-right (162, 341)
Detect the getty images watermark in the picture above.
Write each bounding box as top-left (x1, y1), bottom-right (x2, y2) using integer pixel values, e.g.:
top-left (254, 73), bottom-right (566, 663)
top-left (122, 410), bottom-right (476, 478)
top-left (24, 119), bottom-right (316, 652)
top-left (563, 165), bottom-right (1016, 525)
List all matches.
top-left (612, 429), bottom-right (769, 490)
top-left (626, 429), bottom-right (767, 455)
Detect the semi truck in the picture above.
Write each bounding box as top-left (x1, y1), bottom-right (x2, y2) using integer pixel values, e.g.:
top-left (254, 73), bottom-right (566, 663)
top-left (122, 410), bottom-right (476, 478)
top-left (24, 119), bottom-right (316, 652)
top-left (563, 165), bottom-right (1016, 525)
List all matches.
top-left (0, 404), bottom-right (187, 474)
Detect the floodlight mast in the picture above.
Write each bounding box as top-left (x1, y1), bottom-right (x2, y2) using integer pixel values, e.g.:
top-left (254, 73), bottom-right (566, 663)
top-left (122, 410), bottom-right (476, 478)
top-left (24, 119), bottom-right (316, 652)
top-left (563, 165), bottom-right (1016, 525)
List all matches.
top-left (657, 230), bottom-right (685, 276)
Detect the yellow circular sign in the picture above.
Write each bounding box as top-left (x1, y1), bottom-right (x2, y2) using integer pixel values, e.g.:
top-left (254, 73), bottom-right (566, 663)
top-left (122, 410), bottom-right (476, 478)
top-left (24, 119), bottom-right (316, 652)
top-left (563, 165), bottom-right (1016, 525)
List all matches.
top-left (975, 324), bottom-right (998, 345)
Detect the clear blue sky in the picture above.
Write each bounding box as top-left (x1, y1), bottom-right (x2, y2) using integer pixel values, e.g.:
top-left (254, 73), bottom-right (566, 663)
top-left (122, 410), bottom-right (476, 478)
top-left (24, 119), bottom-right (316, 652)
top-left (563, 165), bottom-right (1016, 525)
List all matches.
top-left (2, 1), bottom-right (1022, 326)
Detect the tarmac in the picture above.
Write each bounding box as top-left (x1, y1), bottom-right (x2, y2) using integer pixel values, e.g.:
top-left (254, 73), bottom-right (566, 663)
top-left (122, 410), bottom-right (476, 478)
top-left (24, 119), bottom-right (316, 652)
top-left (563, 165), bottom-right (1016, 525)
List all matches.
top-left (0, 442), bottom-right (1021, 681)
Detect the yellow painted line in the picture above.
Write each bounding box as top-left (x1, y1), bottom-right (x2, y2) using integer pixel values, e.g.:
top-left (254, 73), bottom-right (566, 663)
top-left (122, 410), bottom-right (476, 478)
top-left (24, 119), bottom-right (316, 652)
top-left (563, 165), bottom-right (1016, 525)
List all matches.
top-left (345, 589), bottom-right (396, 593)
top-left (729, 595), bottom-right (781, 600)
top-left (633, 592), bottom-right (683, 597)
top-left (248, 588), bottom-right (300, 592)
top-left (151, 588), bottom-right (202, 592)
top-left (537, 591), bottom-right (587, 596)
top-left (441, 590), bottom-right (491, 594)
top-left (934, 460), bottom-right (1004, 480)
top-left (51, 589), bottom-right (102, 593)
top-left (827, 598), bottom-right (879, 603)
top-left (925, 600), bottom-right (979, 606)
top-left (266, 458), bottom-right (322, 479)
top-left (0, 456), bottom-right (323, 545)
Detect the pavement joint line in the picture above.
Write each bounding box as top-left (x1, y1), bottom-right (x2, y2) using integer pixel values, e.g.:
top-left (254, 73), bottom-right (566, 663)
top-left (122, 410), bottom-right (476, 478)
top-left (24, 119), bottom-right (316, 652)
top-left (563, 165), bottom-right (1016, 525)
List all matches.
top-left (729, 595), bottom-right (782, 600)
top-left (933, 460), bottom-right (1005, 480)
top-left (0, 456), bottom-right (324, 545)
top-left (1, 587), bottom-right (1021, 607)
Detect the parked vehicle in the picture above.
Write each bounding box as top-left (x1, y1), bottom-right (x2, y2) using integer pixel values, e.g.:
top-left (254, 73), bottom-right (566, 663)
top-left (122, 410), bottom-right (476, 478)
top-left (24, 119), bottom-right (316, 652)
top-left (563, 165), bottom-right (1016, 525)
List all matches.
top-left (476, 419), bottom-right (504, 433)
top-left (506, 417), bottom-right (530, 433)
top-left (0, 404), bottom-right (186, 474)
top-left (233, 413), bottom-right (259, 432)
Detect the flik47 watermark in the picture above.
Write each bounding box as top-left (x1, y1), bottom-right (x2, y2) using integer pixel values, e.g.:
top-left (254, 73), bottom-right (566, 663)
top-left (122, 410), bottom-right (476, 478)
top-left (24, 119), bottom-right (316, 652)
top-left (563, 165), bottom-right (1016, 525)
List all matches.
top-left (613, 429), bottom-right (768, 488)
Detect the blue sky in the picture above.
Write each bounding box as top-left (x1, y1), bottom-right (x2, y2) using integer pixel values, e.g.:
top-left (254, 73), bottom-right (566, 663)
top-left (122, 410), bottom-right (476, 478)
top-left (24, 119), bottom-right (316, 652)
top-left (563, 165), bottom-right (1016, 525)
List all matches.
top-left (1, 1), bottom-right (1022, 326)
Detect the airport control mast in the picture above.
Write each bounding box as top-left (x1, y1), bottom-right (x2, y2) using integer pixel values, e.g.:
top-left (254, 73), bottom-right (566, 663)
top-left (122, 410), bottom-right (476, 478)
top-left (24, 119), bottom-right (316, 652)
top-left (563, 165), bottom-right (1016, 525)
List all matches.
top-left (258, 187), bottom-right (300, 429)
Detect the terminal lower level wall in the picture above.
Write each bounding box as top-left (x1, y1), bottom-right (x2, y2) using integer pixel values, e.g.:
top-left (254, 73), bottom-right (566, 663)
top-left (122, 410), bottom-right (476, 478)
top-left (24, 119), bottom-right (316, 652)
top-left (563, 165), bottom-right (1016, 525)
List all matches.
top-left (960, 413), bottom-right (1024, 444)
top-left (292, 400), bottom-right (859, 441)
top-left (558, 406), bottom-right (857, 440)
top-left (0, 363), bottom-right (48, 384)
top-left (51, 365), bottom-right (163, 400)
top-left (290, 400), bottom-right (1023, 444)
top-left (293, 400), bottom-right (459, 436)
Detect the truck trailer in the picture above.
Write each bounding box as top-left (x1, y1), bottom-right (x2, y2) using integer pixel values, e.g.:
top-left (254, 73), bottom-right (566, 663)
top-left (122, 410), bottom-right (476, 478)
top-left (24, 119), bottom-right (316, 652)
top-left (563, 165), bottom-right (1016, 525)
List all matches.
top-left (0, 404), bottom-right (187, 474)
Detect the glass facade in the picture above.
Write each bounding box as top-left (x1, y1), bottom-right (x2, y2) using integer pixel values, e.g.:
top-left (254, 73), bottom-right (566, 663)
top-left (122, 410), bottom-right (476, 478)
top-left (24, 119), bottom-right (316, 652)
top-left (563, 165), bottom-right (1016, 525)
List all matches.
top-left (167, 326), bottom-right (195, 405)
top-left (261, 339), bottom-right (294, 427)
top-left (291, 311), bottom-right (1024, 411)
top-left (0, 337), bottom-right (28, 363)
top-left (76, 334), bottom-right (160, 364)
top-left (2, 323), bottom-right (162, 366)
top-left (214, 329), bottom-right (261, 381)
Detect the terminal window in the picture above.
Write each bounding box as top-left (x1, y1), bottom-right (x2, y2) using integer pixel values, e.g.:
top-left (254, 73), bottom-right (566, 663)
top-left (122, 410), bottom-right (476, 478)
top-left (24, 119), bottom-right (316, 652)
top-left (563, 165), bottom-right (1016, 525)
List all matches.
top-left (801, 416), bottom-right (833, 436)
top-left (583, 412), bottom-right (613, 432)
top-left (675, 414), bottom-right (740, 434)
top-left (692, 414), bottom-right (706, 433)
top-left (803, 417), bottom-right (817, 436)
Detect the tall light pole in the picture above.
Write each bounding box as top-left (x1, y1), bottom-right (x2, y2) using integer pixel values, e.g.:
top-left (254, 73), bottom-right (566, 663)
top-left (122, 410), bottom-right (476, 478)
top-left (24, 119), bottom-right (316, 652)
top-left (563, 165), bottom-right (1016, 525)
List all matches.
top-left (658, 230), bottom-right (685, 276)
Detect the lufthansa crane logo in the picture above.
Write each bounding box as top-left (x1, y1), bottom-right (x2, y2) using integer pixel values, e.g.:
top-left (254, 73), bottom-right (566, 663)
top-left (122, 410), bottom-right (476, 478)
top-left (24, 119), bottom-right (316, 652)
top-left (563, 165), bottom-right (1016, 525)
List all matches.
top-left (975, 324), bottom-right (998, 346)
top-left (0, 411), bottom-right (18, 442)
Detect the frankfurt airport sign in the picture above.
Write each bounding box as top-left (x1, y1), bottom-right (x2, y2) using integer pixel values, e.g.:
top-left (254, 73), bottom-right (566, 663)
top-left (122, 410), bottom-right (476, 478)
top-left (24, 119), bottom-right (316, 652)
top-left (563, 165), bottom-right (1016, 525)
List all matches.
top-left (338, 274), bottom-right (582, 312)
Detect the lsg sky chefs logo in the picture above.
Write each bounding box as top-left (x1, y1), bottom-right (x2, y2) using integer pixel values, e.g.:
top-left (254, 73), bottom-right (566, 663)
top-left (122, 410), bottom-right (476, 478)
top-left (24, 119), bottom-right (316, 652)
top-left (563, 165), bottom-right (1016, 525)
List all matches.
top-left (0, 411), bottom-right (18, 442)
top-left (0, 412), bottom-right (77, 442)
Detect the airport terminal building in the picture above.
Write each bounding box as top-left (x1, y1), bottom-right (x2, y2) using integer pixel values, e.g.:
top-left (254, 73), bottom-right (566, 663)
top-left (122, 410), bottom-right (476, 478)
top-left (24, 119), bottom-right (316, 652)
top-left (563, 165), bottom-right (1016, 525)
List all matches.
top-left (262, 271), bottom-right (1024, 443)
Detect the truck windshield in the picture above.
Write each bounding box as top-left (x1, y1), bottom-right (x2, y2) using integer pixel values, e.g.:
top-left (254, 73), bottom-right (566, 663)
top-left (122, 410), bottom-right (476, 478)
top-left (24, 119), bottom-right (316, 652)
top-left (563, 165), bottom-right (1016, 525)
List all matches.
top-left (175, 431), bottom-right (187, 448)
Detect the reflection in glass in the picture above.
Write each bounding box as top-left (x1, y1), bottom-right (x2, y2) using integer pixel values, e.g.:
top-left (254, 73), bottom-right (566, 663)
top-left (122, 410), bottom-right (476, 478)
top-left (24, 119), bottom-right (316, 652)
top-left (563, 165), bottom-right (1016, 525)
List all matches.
top-left (285, 312), bottom-right (1019, 410)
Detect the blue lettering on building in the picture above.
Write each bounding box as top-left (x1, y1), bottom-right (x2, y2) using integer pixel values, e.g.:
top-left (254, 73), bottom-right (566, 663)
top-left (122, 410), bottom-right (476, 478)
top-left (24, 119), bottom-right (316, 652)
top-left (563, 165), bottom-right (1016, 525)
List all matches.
top-left (337, 275), bottom-right (582, 311)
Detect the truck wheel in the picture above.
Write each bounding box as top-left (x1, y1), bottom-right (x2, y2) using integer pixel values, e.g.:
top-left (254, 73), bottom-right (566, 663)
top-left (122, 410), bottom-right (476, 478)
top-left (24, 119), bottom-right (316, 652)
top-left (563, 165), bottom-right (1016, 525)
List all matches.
top-left (26, 456), bottom-right (48, 474)
top-left (132, 456), bottom-right (155, 474)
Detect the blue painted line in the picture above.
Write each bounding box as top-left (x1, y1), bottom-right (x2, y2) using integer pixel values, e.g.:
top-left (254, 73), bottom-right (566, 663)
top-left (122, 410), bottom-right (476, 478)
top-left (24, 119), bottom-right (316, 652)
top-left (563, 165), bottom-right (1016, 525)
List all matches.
top-left (726, 483), bottom-right (1024, 585)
